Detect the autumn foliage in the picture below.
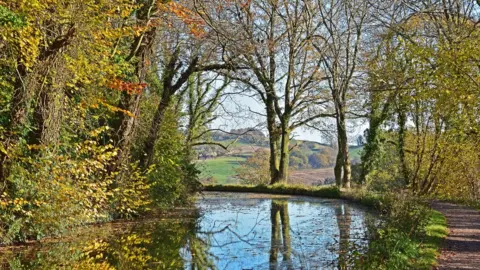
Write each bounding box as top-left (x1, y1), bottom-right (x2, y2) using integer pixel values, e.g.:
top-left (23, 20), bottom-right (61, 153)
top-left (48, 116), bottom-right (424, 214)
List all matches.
top-left (0, 0), bottom-right (201, 244)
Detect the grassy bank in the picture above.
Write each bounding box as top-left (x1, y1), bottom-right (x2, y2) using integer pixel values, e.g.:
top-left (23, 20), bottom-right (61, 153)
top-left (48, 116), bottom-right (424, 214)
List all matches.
top-left (204, 183), bottom-right (341, 198)
top-left (202, 184), bottom-right (447, 269)
top-left (204, 184), bottom-right (384, 208)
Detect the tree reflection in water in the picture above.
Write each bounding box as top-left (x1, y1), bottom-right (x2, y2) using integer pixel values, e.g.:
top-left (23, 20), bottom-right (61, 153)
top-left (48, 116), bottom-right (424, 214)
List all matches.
top-left (0, 194), bottom-right (371, 269)
top-left (0, 217), bottom-right (212, 269)
top-left (269, 200), bottom-right (293, 270)
top-left (336, 203), bottom-right (352, 270)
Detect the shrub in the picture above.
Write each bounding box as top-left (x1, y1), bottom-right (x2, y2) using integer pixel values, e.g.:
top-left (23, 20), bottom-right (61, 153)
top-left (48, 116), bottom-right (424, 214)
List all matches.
top-left (235, 149), bottom-right (270, 185)
top-left (0, 139), bottom-right (118, 243)
top-left (354, 194), bottom-right (443, 270)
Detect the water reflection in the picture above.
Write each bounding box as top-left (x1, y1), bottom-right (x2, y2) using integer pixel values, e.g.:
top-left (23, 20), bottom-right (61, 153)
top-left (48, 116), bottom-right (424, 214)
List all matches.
top-left (269, 200), bottom-right (293, 270)
top-left (336, 204), bottom-right (352, 270)
top-left (0, 193), bottom-right (371, 269)
top-left (0, 219), bottom-right (211, 269)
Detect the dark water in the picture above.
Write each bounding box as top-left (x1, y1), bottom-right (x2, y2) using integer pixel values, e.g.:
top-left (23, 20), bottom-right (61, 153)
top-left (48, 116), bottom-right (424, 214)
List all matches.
top-left (0, 192), bottom-right (372, 269)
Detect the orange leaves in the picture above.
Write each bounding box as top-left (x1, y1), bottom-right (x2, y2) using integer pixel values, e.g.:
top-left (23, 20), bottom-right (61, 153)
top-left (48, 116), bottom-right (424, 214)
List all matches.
top-left (163, 2), bottom-right (206, 37)
top-left (109, 79), bottom-right (147, 95)
top-left (240, 0), bottom-right (253, 10)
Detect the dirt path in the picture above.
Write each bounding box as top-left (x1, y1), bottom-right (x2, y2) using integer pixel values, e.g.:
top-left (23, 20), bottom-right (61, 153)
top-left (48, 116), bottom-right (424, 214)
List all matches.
top-left (431, 201), bottom-right (480, 270)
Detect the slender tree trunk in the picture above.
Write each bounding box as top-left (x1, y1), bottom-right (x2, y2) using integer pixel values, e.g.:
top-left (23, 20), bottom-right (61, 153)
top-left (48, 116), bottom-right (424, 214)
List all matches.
top-left (113, 90), bottom-right (143, 169)
top-left (334, 100), bottom-right (343, 187)
top-left (398, 105), bottom-right (409, 187)
top-left (360, 121), bottom-right (378, 184)
top-left (111, 27), bottom-right (156, 171)
top-left (141, 88), bottom-right (173, 168)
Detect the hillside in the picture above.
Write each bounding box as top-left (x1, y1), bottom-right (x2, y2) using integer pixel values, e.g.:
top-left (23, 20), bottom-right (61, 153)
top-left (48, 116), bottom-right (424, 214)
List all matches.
top-left (197, 139), bottom-right (363, 184)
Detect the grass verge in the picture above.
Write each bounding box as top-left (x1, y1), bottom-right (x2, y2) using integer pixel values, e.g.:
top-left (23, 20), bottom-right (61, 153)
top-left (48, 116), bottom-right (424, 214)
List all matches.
top-left (204, 183), bottom-right (341, 198)
top-left (202, 184), bottom-right (447, 269)
top-left (416, 210), bottom-right (448, 268)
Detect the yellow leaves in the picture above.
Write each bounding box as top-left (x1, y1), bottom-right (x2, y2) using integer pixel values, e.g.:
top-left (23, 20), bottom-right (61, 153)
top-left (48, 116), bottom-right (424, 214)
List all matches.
top-left (88, 126), bottom-right (110, 138)
top-left (0, 143), bottom-right (7, 156)
top-left (133, 25), bottom-right (148, 37)
top-left (1, 22), bottom-right (41, 70)
top-left (83, 239), bottom-right (109, 252)
top-left (94, 99), bottom-right (136, 118)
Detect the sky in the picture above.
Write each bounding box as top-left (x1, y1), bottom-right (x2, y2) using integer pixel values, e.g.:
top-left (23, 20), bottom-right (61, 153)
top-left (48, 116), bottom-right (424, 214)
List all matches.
top-left (213, 94), bottom-right (368, 144)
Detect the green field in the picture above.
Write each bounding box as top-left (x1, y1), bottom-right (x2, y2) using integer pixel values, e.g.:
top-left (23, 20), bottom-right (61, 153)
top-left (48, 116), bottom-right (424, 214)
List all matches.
top-left (198, 156), bottom-right (247, 184)
top-left (198, 143), bottom-right (364, 185)
top-left (349, 146), bottom-right (363, 160)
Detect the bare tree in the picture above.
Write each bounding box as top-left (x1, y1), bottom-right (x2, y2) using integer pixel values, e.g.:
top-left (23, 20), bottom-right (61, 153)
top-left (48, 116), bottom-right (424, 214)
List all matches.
top-left (182, 73), bottom-right (230, 149)
top-left (313, 0), bottom-right (369, 188)
top-left (195, 0), bottom-right (333, 184)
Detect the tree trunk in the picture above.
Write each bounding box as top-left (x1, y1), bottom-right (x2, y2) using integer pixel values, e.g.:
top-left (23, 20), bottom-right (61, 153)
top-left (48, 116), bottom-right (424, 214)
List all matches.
top-left (267, 98), bottom-right (281, 184)
top-left (1, 26), bottom-right (76, 182)
top-left (141, 88), bottom-right (173, 168)
top-left (360, 91), bottom-right (396, 183)
top-left (111, 27), bottom-right (156, 171)
top-left (360, 123), bottom-right (378, 184)
top-left (112, 90), bottom-right (143, 170)
top-left (278, 127), bottom-right (290, 183)
top-left (335, 104), bottom-right (351, 189)
top-left (398, 106), bottom-right (409, 186)
top-left (334, 152), bottom-right (344, 187)
top-left (343, 148), bottom-right (351, 189)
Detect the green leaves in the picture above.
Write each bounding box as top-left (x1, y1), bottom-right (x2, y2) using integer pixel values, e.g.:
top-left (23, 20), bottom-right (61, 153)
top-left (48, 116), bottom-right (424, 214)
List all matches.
top-left (0, 5), bottom-right (26, 28)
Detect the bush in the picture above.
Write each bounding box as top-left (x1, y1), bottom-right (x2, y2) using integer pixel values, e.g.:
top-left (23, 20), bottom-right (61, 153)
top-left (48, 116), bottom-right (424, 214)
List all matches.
top-left (147, 110), bottom-right (200, 207)
top-left (353, 194), bottom-right (445, 270)
top-left (0, 139), bottom-right (119, 243)
top-left (235, 149), bottom-right (270, 185)
top-left (290, 149), bottom-right (309, 169)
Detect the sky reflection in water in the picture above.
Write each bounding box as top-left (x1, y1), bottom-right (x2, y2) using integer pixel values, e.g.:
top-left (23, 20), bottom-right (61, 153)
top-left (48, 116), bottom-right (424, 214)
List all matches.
top-left (0, 192), bottom-right (371, 270)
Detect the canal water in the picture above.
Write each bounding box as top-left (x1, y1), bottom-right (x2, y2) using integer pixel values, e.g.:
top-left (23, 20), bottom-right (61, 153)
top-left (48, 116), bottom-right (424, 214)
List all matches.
top-left (0, 192), bottom-right (373, 269)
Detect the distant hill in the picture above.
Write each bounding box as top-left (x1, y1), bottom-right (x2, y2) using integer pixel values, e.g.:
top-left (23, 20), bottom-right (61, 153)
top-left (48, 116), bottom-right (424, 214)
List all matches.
top-left (196, 137), bottom-right (363, 184)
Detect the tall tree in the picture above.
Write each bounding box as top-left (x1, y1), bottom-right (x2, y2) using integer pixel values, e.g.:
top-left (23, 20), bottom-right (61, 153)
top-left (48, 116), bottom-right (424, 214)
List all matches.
top-left (364, 0), bottom-right (480, 196)
top-left (110, 0), bottom-right (159, 170)
top-left (138, 1), bottom-right (235, 168)
top-left (196, 0), bottom-right (333, 184)
top-left (0, 0), bottom-right (136, 181)
top-left (313, 0), bottom-right (369, 188)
